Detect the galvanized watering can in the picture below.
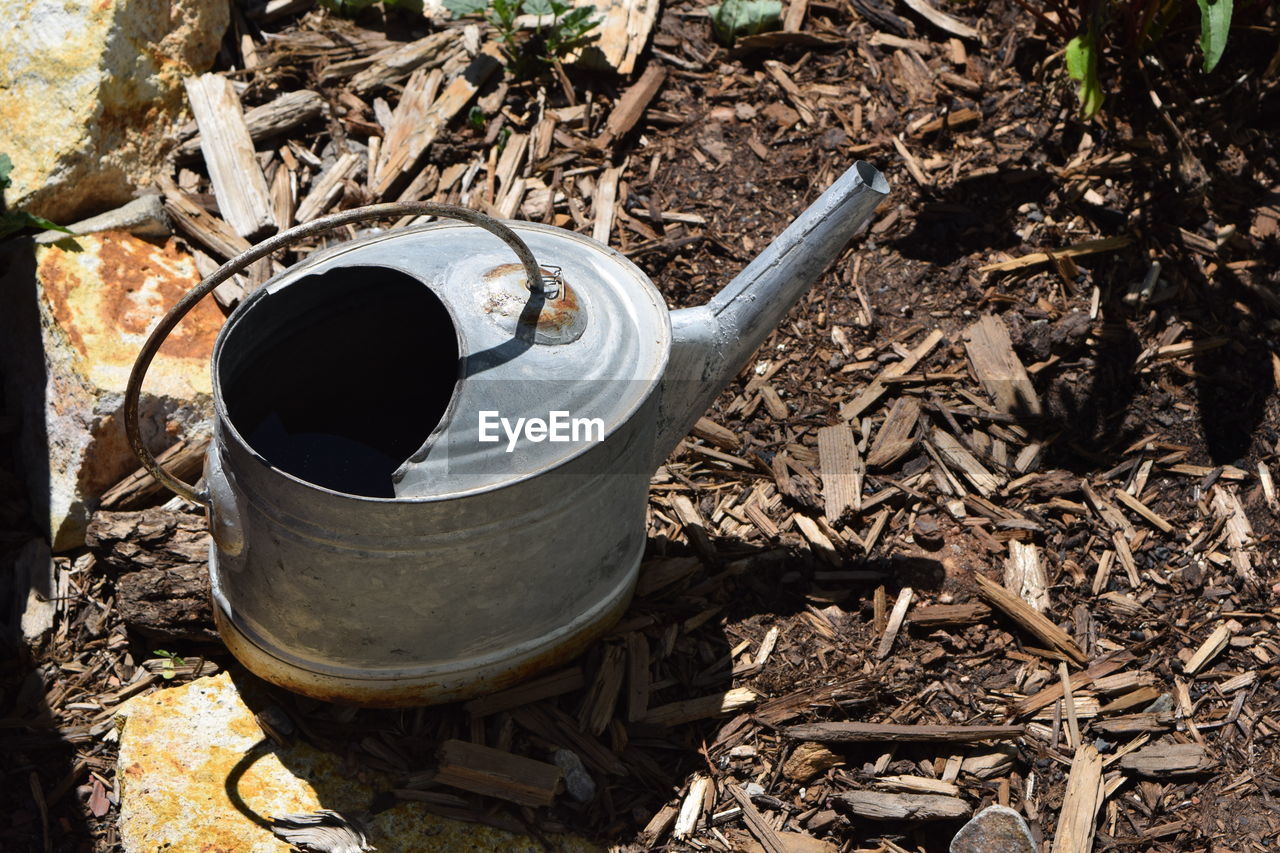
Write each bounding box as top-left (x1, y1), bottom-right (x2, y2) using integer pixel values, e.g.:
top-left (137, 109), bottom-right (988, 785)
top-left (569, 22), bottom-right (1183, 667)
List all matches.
top-left (125, 161), bottom-right (888, 706)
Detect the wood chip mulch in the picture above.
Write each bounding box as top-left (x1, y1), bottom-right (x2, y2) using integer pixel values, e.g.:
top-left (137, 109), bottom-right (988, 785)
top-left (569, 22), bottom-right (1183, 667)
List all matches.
top-left (4, 0), bottom-right (1280, 851)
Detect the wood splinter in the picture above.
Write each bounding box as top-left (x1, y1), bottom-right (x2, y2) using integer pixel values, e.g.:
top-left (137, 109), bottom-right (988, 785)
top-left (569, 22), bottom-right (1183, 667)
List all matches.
top-left (784, 721), bottom-right (1025, 744)
top-left (836, 790), bottom-right (971, 821)
top-left (433, 739), bottom-right (563, 807)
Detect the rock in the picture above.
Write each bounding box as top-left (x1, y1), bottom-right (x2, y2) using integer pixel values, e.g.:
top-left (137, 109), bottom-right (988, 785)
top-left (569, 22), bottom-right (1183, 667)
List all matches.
top-left (0, 233), bottom-right (224, 550)
top-left (950, 805), bottom-right (1035, 853)
top-left (34, 195), bottom-right (170, 245)
top-left (553, 749), bottom-right (597, 803)
top-left (0, 0), bottom-right (228, 223)
top-left (7, 539), bottom-right (56, 646)
top-left (115, 673), bottom-right (600, 853)
top-left (913, 514), bottom-right (944, 550)
top-left (783, 741), bottom-right (845, 783)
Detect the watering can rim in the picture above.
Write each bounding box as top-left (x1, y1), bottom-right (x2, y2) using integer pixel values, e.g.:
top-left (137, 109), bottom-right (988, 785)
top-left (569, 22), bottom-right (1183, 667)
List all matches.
top-left (208, 218), bottom-right (673, 504)
top-left (124, 202), bottom-right (554, 505)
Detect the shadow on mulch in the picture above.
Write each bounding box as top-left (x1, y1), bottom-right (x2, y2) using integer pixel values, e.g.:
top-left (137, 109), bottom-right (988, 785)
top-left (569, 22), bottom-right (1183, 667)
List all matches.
top-left (0, 650), bottom-right (90, 853)
top-left (890, 170), bottom-right (1059, 268)
top-left (1187, 267), bottom-right (1277, 466)
top-left (190, 533), bottom-right (958, 850)
top-left (1, 464), bottom-right (92, 849)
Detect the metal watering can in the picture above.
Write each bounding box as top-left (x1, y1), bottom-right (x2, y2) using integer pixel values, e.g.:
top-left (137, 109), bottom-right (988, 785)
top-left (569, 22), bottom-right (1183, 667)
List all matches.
top-left (125, 161), bottom-right (888, 706)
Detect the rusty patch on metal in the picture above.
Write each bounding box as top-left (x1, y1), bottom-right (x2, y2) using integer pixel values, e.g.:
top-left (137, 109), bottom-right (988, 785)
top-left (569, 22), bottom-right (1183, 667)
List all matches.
top-left (481, 262), bottom-right (584, 337)
top-left (531, 278), bottom-right (581, 334)
top-left (483, 261), bottom-right (525, 282)
top-left (215, 591), bottom-right (631, 708)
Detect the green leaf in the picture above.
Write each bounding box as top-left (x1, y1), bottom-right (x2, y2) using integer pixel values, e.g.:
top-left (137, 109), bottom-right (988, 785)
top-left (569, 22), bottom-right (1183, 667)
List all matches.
top-left (523, 0), bottom-right (553, 16)
top-left (23, 213), bottom-right (71, 233)
top-left (489, 0), bottom-right (520, 26)
top-left (149, 649), bottom-right (185, 679)
top-left (0, 153), bottom-right (71, 240)
top-left (1065, 31), bottom-right (1104, 118)
top-left (707, 0), bottom-right (781, 44)
top-left (0, 211), bottom-right (72, 241)
top-left (444, 0), bottom-right (487, 16)
top-left (559, 5), bottom-right (596, 28)
top-left (1196, 0), bottom-right (1232, 72)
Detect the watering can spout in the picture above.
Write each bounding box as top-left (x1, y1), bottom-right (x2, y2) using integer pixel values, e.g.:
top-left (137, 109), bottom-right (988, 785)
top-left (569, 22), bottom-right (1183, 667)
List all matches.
top-left (653, 161), bottom-right (889, 467)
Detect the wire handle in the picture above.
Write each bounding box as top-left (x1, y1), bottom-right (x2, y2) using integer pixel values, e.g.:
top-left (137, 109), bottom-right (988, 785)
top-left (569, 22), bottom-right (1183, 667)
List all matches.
top-left (124, 203), bottom-right (546, 506)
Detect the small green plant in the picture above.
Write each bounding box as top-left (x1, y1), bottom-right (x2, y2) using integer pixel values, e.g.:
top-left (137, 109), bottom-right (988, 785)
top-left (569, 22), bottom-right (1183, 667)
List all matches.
top-left (1016, 0), bottom-right (1238, 117)
top-left (467, 105), bottom-right (488, 132)
top-left (1195, 0), bottom-right (1234, 72)
top-left (707, 0), bottom-right (783, 44)
top-left (0, 154), bottom-right (71, 241)
top-left (445, 0), bottom-right (600, 76)
top-left (1065, 25), bottom-right (1105, 118)
top-left (151, 649), bottom-right (186, 680)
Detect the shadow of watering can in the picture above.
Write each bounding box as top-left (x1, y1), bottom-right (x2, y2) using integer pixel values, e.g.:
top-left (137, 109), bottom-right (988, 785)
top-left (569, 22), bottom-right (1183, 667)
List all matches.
top-left (125, 161), bottom-right (889, 706)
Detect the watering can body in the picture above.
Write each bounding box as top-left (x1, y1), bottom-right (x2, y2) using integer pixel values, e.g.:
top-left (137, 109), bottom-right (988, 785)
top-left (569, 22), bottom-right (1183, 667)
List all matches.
top-left (126, 161), bottom-right (888, 706)
top-left (208, 406), bottom-right (655, 705)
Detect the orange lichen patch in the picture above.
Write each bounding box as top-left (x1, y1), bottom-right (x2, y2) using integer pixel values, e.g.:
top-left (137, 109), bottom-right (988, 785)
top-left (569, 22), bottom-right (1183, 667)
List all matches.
top-left (228, 710), bottom-right (265, 741)
top-left (35, 231), bottom-right (224, 397)
top-left (116, 674), bottom-right (603, 853)
top-left (117, 675), bottom-right (317, 853)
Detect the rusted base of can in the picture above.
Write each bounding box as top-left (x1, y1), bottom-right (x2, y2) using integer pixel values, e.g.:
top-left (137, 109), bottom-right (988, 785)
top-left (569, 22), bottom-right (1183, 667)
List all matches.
top-left (210, 556), bottom-right (638, 708)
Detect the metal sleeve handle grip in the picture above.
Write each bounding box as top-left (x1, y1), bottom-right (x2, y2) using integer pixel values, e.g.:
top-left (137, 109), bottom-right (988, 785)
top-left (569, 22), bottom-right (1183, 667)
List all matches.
top-left (124, 202), bottom-right (546, 506)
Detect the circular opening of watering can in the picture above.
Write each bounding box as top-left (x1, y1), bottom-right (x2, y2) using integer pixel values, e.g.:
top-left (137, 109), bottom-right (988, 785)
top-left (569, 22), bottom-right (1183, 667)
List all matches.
top-left (216, 265), bottom-right (460, 498)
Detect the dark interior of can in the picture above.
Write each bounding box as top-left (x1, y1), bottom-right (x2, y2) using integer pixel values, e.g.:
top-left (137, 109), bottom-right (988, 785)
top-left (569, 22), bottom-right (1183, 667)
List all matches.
top-left (217, 265), bottom-right (459, 497)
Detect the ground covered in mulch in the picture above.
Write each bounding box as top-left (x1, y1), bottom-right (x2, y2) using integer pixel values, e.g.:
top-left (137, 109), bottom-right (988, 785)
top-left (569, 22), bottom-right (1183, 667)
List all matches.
top-left (4, 0), bottom-right (1280, 850)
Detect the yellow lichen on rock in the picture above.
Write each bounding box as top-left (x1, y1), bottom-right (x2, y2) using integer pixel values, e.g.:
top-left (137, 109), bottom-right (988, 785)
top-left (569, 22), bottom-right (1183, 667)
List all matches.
top-left (116, 673), bottom-right (603, 853)
top-left (0, 0), bottom-right (228, 222)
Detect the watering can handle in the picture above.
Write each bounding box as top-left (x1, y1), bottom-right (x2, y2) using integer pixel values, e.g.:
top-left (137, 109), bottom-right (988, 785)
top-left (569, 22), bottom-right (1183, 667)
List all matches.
top-left (124, 202), bottom-right (547, 506)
